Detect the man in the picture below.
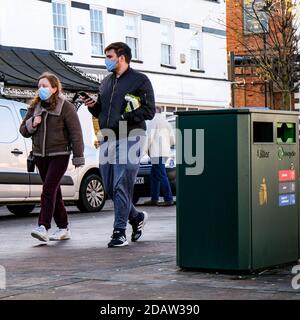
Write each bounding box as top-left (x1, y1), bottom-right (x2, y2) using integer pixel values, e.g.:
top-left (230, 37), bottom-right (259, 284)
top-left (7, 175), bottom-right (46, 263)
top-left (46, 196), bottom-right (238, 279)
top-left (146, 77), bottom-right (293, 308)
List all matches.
top-left (84, 42), bottom-right (155, 247)
top-left (144, 107), bottom-right (175, 206)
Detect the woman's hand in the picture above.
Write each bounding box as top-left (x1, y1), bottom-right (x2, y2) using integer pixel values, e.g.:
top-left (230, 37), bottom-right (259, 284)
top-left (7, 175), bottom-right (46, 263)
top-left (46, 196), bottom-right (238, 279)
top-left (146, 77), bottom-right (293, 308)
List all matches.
top-left (32, 116), bottom-right (42, 128)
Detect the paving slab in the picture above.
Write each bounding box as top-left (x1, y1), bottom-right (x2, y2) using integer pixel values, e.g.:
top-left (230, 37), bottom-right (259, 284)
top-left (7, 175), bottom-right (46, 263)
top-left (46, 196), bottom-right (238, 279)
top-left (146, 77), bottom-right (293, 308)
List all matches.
top-left (0, 201), bottom-right (299, 300)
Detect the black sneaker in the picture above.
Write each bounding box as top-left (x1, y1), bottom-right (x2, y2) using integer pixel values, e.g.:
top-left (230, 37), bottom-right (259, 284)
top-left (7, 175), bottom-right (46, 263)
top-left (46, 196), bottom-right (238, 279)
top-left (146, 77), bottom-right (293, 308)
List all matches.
top-left (143, 199), bottom-right (158, 206)
top-left (157, 200), bottom-right (174, 206)
top-left (129, 211), bottom-right (148, 242)
top-left (107, 229), bottom-right (128, 248)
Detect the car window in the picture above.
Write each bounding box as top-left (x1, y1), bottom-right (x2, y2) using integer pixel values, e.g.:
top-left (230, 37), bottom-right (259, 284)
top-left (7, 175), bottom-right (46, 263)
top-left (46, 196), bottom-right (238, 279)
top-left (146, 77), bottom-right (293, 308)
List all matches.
top-left (0, 106), bottom-right (18, 143)
top-left (19, 108), bottom-right (27, 120)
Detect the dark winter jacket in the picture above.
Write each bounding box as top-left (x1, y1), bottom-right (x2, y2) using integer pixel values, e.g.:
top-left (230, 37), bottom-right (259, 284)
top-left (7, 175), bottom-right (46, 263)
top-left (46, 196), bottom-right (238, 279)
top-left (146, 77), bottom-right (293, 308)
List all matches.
top-left (88, 67), bottom-right (155, 139)
top-left (19, 95), bottom-right (85, 166)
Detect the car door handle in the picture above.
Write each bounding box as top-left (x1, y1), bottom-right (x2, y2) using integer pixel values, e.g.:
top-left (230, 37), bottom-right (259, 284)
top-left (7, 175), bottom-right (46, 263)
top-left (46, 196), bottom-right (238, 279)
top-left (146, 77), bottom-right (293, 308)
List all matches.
top-left (11, 149), bottom-right (23, 155)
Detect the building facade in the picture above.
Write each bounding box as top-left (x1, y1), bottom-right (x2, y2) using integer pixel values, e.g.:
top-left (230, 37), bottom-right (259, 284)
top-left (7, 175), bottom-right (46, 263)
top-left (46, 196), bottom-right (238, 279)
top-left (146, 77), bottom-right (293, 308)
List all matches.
top-left (226, 0), bottom-right (300, 110)
top-left (0, 0), bottom-right (230, 113)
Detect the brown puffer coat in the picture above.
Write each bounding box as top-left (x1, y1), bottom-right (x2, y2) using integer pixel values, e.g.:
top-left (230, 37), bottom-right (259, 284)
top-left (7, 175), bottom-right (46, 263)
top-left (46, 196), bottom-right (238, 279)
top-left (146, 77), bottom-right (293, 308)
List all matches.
top-left (20, 95), bottom-right (85, 166)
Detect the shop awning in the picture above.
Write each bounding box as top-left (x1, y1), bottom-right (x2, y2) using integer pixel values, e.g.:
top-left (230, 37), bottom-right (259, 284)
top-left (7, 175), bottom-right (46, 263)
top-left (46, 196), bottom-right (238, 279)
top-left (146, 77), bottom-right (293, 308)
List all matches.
top-left (0, 45), bottom-right (99, 92)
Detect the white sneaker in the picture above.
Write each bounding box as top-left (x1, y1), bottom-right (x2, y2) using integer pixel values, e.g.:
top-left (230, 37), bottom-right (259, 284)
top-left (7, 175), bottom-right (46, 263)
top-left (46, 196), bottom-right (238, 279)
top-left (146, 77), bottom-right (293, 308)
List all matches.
top-left (49, 228), bottom-right (71, 241)
top-left (31, 225), bottom-right (48, 242)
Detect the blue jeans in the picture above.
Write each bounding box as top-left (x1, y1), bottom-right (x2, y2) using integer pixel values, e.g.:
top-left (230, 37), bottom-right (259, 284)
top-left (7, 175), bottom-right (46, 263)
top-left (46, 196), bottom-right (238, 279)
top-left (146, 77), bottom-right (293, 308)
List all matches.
top-left (150, 157), bottom-right (173, 203)
top-left (99, 137), bottom-right (145, 230)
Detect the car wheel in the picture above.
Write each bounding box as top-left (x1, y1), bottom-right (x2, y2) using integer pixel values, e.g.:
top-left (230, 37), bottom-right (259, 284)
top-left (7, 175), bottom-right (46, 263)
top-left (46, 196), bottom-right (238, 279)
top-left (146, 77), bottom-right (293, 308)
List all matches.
top-left (7, 204), bottom-right (36, 216)
top-left (77, 174), bottom-right (106, 212)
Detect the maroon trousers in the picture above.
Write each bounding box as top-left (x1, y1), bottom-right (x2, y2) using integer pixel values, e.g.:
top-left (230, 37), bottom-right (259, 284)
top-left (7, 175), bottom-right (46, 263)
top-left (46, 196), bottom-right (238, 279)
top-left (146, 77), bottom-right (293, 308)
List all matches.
top-left (34, 155), bottom-right (70, 230)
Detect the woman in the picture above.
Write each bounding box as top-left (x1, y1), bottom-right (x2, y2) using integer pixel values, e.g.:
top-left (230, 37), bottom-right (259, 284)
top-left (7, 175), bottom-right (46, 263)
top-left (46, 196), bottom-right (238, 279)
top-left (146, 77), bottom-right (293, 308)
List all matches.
top-left (20, 72), bottom-right (85, 242)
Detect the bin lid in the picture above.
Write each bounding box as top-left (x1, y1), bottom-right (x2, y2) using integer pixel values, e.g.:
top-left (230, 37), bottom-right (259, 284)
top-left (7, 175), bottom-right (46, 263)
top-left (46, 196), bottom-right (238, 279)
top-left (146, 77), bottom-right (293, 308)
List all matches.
top-left (175, 108), bottom-right (300, 116)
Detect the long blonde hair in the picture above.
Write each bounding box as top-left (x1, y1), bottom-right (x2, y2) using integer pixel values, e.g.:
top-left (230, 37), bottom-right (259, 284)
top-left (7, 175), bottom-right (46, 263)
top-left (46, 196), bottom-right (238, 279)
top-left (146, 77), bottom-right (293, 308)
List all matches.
top-left (30, 72), bottom-right (62, 110)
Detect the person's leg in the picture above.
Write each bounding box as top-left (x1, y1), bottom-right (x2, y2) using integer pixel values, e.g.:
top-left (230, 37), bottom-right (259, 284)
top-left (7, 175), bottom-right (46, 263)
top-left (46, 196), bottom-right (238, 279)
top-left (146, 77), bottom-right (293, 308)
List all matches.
top-left (34, 156), bottom-right (51, 230)
top-left (126, 137), bottom-right (148, 241)
top-left (108, 137), bottom-right (147, 246)
top-left (100, 162), bottom-right (114, 200)
top-left (106, 162), bottom-right (137, 247)
top-left (52, 187), bottom-right (67, 228)
top-left (150, 163), bottom-right (160, 201)
top-left (99, 141), bottom-right (114, 200)
top-left (143, 159), bottom-right (160, 205)
top-left (112, 161), bottom-right (148, 243)
top-left (113, 137), bottom-right (144, 226)
top-left (156, 157), bottom-right (173, 203)
top-left (49, 185), bottom-right (71, 240)
top-left (30, 156), bottom-right (50, 241)
top-left (52, 155), bottom-right (71, 229)
top-left (100, 139), bottom-right (127, 247)
top-left (113, 162), bottom-right (140, 230)
top-left (37, 155), bottom-right (70, 230)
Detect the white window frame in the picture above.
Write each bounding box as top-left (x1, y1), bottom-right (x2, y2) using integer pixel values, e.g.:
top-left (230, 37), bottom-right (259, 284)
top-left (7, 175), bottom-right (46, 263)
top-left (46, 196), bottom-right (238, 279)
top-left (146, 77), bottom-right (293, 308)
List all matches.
top-left (90, 8), bottom-right (105, 56)
top-left (190, 49), bottom-right (201, 70)
top-left (190, 27), bottom-right (203, 70)
top-left (124, 13), bottom-right (140, 60)
top-left (161, 21), bottom-right (174, 66)
top-left (52, 1), bottom-right (69, 52)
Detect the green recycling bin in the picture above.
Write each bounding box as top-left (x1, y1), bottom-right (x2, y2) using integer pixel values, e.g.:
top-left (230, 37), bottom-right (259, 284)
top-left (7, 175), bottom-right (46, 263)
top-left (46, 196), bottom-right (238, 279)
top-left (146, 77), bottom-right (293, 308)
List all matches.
top-left (176, 108), bottom-right (299, 271)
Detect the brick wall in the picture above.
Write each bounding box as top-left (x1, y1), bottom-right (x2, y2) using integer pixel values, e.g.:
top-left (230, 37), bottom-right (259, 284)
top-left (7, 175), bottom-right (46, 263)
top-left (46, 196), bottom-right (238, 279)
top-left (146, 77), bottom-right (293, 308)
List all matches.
top-left (226, 0), bottom-right (295, 110)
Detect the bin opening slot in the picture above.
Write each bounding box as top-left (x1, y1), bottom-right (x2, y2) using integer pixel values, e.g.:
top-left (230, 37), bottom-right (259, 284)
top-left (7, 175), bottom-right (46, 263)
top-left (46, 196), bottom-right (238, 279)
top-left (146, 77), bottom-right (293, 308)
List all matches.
top-left (277, 122), bottom-right (296, 143)
top-left (253, 122), bottom-right (273, 143)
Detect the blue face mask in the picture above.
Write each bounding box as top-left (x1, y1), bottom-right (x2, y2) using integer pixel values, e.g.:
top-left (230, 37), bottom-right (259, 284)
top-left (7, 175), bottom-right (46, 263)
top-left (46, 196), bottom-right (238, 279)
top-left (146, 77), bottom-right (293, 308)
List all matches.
top-left (38, 87), bottom-right (52, 101)
top-left (105, 58), bottom-right (118, 72)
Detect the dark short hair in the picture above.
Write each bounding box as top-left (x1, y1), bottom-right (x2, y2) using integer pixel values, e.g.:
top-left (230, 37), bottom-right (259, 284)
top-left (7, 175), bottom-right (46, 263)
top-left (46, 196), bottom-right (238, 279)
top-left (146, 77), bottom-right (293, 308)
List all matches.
top-left (104, 42), bottom-right (132, 63)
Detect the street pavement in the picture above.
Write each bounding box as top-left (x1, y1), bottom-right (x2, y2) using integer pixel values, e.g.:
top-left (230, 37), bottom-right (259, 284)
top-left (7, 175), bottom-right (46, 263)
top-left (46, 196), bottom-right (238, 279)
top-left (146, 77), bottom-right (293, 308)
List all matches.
top-left (0, 200), bottom-right (299, 300)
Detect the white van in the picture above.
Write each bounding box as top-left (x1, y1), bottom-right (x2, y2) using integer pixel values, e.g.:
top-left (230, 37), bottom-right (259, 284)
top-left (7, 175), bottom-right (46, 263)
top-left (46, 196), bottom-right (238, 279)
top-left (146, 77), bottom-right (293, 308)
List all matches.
top-left (0, 98), bottom-right (106, 215)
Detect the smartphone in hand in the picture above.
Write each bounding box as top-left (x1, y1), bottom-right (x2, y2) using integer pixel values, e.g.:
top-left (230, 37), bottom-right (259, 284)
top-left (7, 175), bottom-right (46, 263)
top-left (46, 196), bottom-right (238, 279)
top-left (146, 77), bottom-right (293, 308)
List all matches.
top-left (76, 91), bottom-right (96, 108)
top-left (78, 91), bottom-right (91, 99)
top-left (72, 91), bottom-right (92, 103)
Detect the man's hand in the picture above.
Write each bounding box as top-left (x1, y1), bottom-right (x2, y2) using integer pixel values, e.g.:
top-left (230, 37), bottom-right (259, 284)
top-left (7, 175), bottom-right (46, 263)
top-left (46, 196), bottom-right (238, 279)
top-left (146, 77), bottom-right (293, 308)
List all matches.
top-left (32, 116), bottom-right (42, 128)
top-left (124, 94), bottom-right (141, 113)
top-left (82, 97), bottom-right (96, 108)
